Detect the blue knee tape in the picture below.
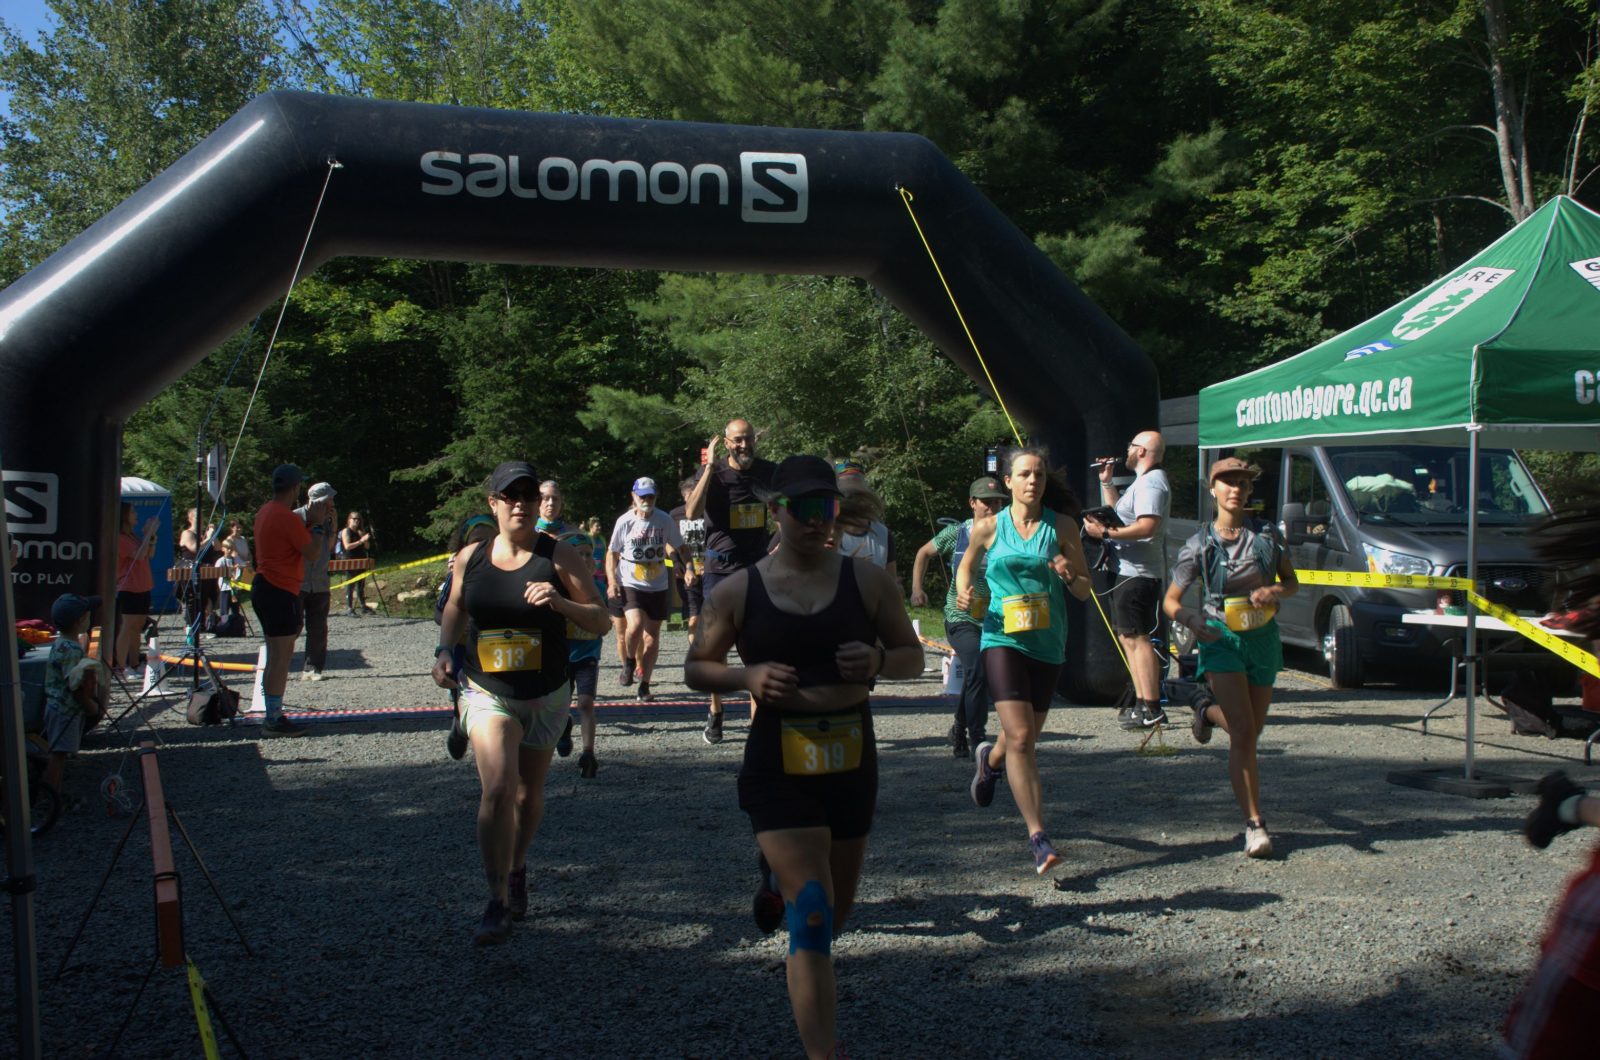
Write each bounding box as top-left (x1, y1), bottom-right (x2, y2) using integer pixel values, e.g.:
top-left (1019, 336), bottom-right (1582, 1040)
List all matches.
top-left (785, 880), bottom-right (833, 955)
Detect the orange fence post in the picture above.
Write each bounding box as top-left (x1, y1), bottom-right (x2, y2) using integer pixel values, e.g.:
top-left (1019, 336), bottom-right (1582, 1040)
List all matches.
top-left (138, 742), bottom-right (185, 968)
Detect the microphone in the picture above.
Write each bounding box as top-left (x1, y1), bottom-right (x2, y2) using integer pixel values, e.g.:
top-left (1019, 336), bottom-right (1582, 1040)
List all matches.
top-left (1089, 458), bottom-right (1118, 469)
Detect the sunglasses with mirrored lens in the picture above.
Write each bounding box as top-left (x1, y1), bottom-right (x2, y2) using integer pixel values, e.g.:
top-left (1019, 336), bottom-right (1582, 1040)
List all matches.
top-left (778, 495), bottom-right (839, 522)
top-left (495, 488), bottom-right (537, 505)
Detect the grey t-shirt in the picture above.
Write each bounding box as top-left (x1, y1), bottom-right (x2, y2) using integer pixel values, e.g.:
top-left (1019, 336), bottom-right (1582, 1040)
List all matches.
top-left (1171, 522), bottom-right (1277, 622)
top-left (609, 508), bottom-right (684, 592)
top-left (294, 505), bottom-right (335, 593)
top-left (1114, 468), bottom-right (1170, 578)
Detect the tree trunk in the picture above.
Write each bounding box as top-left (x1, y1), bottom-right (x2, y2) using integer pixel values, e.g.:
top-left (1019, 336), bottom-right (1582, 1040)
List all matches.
top-left (1481, 0), bottom-right (1535, 220)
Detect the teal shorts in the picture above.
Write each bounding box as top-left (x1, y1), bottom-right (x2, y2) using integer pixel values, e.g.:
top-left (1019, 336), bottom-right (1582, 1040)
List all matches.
top-left (1195, 619), bottom-right (1283, 687)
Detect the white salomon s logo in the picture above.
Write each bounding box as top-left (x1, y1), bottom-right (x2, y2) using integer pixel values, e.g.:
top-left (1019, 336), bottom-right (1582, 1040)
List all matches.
top-left (3, 470), bottom-right (59, 535)
top-left (740, 152), bottom-right (808, 224)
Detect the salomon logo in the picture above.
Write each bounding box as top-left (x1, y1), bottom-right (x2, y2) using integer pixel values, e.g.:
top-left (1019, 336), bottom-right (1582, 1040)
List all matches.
top-left (739, 152), bottom-right (808, 223)
top-left (3, 469), bottom-right (58, 535)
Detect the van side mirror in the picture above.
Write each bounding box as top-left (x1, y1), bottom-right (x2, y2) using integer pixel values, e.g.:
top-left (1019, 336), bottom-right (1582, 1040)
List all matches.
top-left (1280, 502), bottom-right (1325, 545)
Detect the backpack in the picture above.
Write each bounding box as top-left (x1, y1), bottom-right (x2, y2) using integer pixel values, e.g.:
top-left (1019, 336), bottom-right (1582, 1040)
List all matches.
top-left (1196, 518), bottom-right (1283, 609)
top-left (212, 612), bottom-right (246, 638)
top-left (186, 685), bottom-right (240, 725)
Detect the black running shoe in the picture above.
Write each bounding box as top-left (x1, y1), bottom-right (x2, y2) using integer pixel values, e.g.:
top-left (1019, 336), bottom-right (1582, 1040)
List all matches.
top-left (578, 751), bottom-right (598, 779)
top-left (556, 715), bottom-right (574, 757)
top-left (1525, 771), bottom-right (1588, 849)
top-left (949, 722), bottom-right (968, 759)
top-left (1141, 701), bottom-right (1169, 727)
top-left (703, 712), bottom-right (724, 745)
top-left (753, 854), bottom-right (784, 935)
top-left (1117, 704), bottom-right (1142, 731)
top-left (622, 658), bottom-right (636, 687)
top-left (508, 866), bottom-right (528, 921)
top-left (638, 680), bottom-right (653, 702)
top-left (474, 898), bottom-right (512, 945)
top-left (262, 715), bottom-right (307, 737)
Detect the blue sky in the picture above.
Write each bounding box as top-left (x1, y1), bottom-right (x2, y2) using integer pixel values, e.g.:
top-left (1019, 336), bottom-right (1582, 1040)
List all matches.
top-left (1, 0), bottom-right (59, 118)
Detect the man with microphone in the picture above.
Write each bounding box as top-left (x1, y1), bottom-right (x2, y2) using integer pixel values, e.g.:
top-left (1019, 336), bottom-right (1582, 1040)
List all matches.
top-left (1082, 430), bottom-right (1171, 730)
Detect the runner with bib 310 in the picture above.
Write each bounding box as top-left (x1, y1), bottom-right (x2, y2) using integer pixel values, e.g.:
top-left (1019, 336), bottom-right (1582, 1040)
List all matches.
top-left (956, 446), bottom-right (1093, 876)
top-left (685, 455), bottom-right (922, 1060)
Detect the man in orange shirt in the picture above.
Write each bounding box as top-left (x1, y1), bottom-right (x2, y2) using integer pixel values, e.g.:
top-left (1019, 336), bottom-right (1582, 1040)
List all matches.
top-left (251, 464), bottom-right (327, 736)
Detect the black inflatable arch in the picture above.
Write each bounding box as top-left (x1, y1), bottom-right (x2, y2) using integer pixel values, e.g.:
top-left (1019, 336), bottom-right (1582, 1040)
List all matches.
top-left (0, 91), bottom-right (1154, 698)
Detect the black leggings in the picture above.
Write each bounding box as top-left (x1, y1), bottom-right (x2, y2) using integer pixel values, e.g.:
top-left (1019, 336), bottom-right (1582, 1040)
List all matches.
top-left (983, 646), bottom-right (1061, 715)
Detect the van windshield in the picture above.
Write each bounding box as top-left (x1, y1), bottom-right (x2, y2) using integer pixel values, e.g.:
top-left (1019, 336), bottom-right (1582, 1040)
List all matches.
top-left (1325, 445), bottom-right (1549, 526)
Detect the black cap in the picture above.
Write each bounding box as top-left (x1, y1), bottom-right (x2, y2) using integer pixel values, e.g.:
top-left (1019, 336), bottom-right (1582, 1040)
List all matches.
top-left (772, 455), bottom-right (840, 499)
top-left (51, 592), bottom-right (102, 629)
top-left (271, 463), bottom-right (303, 491)
top-left (489, 460), bottom-right (539, 494)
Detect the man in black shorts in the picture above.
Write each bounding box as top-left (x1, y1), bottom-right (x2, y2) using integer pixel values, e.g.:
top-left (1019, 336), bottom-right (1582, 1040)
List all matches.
top-left (1083, 430), bottom-right (1172, 729)
top-left (683, 418), bottom-right (777, 743)
top-left (670, 476), bottom-right (708, 636)
top-left (605, 476), bottom-right (687, 702)
top-left (251, 464), bottom-right (329, 736)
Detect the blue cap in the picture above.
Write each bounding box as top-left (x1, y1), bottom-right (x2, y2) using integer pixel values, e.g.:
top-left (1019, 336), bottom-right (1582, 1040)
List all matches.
top-left (631, 476), bottom-right (658, 496)
top-left (271, 463), bottom-right (303, 491)
top-left (51, 593), bottom-right (101, 630)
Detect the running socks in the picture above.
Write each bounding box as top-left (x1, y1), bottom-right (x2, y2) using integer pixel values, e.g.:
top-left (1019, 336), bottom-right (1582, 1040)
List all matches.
top-left (263, 693), bottom-right (284, 722)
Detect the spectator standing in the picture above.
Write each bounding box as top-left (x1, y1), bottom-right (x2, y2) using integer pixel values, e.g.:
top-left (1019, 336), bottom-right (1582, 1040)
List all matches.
top-left (296, 482), bottom-right (338, 680)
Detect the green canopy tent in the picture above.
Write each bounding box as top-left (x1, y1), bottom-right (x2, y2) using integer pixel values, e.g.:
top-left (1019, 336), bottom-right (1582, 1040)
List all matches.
top-left (1197, 194), bottom-right (1600, 784)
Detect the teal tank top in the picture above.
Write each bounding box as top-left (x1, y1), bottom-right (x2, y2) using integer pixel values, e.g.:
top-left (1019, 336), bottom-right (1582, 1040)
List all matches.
top-left (980, 505), bottom-right (1068, 663)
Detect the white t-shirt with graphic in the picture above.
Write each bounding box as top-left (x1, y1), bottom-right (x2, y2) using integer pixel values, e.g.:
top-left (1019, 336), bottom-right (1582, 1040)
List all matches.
top-left (608, 508), bottom-right (684, 592)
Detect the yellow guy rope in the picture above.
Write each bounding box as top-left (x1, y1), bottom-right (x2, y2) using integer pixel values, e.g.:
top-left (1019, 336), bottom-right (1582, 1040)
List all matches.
top-left (898, 186), bottom-right (1134, 686)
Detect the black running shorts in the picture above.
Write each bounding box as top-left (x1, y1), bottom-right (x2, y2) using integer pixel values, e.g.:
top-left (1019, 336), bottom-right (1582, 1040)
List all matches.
top-left (1113, 576), bottom-right (1162, 638)
top-left (983, 646), bottom-right (1060, 715)
top-left (622, 586), bottom-right (669, 622)
top-left (252, 577), bottom-right (304, 638)
top-left (738, 702), bottom-right (878, 840)
top-left (570, 656), bottom-right (599, 698)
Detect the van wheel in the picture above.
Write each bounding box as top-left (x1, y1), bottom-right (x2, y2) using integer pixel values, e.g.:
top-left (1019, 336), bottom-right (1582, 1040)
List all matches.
top-left (1322, 603), bottom-right (1364, 689)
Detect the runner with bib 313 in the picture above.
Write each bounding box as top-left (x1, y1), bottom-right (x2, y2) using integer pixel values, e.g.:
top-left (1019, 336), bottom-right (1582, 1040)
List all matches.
top-left (955, 446), bottom-right (1093, 876)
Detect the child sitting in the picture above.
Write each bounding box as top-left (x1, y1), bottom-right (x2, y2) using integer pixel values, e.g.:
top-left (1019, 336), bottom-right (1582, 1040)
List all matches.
top-left (41, 593), bottom-right (109, 806)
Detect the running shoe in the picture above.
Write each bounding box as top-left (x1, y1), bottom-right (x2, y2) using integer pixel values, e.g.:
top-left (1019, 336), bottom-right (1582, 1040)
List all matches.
top-left (1244, 820), bottom-right (1274, 859)
top-left (556, 716), bottom-right (574, 757)
top-left (1116, 704), bottom-right (1142, 731)
top-left (1190, 701), bottom-right (1214, 745)
top-left (1141, 701), bottom-right (1169, 727)
top-left (638, 680), bottom-right (653, 702)
top-left (622, 658), bottom-right (636, 687)
top-left (948, 722), bottom-right (968, 759)
top-left (970, 741), bottom-right (1001, 808)
top-left (261, 715), bottom-right (307, 737)
top-left (474, 897), bottom-right (513, 946)
top-left (508, 866), bottom-right (528, 921)
top-left (1029, 831), bottom-right (1061, 875)
top-left (703, 712), bottom-right (723, 745)
top-left (1525, 771), bottom-right (1588, 849)
top-left (302, 670), bottom-right (324, 682)
top-left (344, 608), bottom-right (358, 617)
top-left (752, 853), bottom-right (784, 935)
top-left (578, 751), bottom-right (598, 779)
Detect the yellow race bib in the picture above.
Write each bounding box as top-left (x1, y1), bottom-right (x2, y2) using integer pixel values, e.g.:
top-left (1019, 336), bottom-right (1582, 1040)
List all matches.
top-left (1222, 596), bottom-right (1276, 633)
top-left (476, 629), bottom-right (542, 672)
top-left (730, 502), bottom-right (766, 531)
top-left (1001, 592), bottom-right (1050, 634)
top-left (780, 712), bottom-right (865, 776)
top-left (633, 562), bottom-right (663, 582)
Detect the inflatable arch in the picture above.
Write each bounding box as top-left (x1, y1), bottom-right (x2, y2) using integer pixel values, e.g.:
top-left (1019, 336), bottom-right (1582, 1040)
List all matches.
top-left (0, 91), bottom-right (1154, 699)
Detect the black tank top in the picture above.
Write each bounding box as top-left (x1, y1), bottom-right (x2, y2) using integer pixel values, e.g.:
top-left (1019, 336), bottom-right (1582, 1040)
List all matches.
top-left (461, 534), bottom-right (568, 699)
top-left (736, 558), bottom-right (877, 689)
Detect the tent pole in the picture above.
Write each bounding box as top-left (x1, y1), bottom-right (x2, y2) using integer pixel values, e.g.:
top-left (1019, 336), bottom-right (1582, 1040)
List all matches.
top-left (0, 455), bottom-right (44, 1059)
top-left (1464, 428), bottom-right (1482, 780)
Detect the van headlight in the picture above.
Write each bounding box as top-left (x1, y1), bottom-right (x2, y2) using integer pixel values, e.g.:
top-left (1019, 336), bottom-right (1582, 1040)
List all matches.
top-left (1362, 544), bottom-right (1431, 577)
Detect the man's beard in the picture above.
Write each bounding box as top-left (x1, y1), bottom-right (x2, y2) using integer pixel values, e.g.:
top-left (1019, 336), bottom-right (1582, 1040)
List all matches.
top-left (731, 450), bottom-right (755, 470)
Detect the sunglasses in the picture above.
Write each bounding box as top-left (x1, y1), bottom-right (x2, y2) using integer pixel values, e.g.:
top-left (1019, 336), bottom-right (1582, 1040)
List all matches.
top-left (493, 487), bottom-right (538, 505)
top-left (777, 495), bottom-right (839, 522)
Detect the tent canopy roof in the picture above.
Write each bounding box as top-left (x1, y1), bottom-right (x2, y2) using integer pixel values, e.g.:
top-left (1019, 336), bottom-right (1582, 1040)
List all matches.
top-left (1199, 195), bottom-right (1600, 452)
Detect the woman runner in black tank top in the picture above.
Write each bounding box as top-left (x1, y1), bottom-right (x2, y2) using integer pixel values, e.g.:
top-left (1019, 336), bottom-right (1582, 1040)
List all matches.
top-left (686, 456), bottom-right (923, 1060)
top-left (432, 461), bottom-right (609, 947)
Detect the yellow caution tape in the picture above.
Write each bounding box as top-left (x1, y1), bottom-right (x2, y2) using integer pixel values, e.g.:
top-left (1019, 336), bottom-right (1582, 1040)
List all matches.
top-left (330, 551), bottom-right (450, 591)
top-left (1293, 569), bottom-right (1474, 591)
top-left (186, 958), bottom-right (221, 1060)
top-left (1467, 592), bottom-right (1600, 678)
top-left (1290, 568), bottom-right (1597, 678)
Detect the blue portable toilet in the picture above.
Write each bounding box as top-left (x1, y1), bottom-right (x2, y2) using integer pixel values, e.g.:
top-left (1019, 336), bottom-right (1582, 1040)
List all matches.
top-left (120, 476), bottom-right (176, 613)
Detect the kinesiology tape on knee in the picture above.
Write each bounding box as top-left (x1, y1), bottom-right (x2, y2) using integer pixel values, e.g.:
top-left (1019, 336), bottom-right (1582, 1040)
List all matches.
top-left (786, 880), bottom-right (833, 955)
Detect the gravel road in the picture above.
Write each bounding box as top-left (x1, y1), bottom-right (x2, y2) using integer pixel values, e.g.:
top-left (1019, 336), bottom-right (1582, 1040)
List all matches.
top-left (6, 610), bottom-right (1595, 1058)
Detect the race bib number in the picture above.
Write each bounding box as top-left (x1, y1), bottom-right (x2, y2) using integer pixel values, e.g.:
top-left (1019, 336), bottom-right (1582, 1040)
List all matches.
top-left (633, 562), bottom-right (663, 582)
top-left (1002, 593), bottom-right (1049, 634)
top-left (1223, 596), bottom-right (1276, 633)
top-left (780, 712), bottom-right (865, 776)
top-left (476, 629), bottom-right (541, 672)
top-left (730, 502), bottom-right (766, 531)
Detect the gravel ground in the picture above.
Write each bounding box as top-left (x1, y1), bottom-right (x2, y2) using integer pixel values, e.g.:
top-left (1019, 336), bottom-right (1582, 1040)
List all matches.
top-left (5, 609), bottom-right (1596, 1058)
